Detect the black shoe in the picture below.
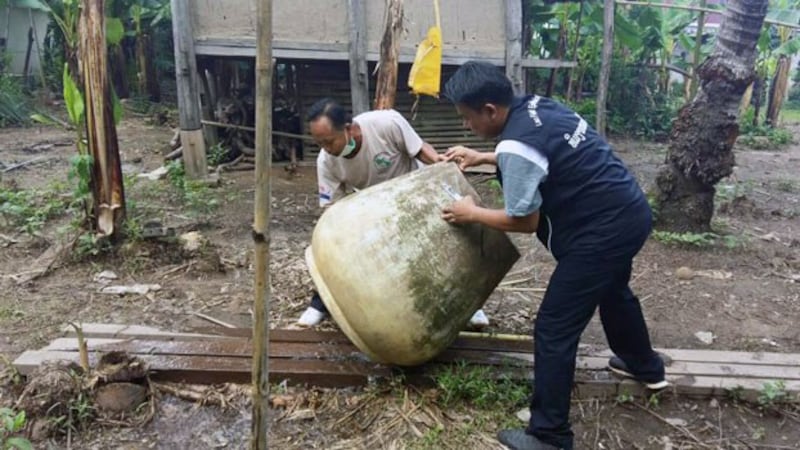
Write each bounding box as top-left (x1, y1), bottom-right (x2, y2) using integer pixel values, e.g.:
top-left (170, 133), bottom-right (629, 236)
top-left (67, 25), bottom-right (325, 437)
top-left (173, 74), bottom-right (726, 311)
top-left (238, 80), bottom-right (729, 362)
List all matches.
top-left (608, 354), bottom-right (669, 390)
top-left (497, 429), bottom-right (561, 450)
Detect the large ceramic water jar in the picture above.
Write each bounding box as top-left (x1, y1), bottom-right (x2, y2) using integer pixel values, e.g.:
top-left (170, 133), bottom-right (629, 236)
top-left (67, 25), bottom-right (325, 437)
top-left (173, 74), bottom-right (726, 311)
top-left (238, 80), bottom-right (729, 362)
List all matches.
top-left (306, 162), bottom-right (520, 366)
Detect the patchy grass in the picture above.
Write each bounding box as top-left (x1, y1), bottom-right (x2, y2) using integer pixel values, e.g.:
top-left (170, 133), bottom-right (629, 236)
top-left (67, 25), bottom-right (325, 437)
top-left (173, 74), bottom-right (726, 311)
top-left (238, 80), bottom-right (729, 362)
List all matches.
top-left (779, 108), bottom-right (800, 124)
top-left (651, 230), bottom-right (746, 249)
top-left (0, 182), bottom-right (71, 234)
top-left (738, 107), bottom-right (795, 149)
top-left (774, 179), bottom-right (797, 193)
top-left (434, 362), bottom-right (529, 408)
top-left (165, 161), bottom-right (223, 216)
top-left (403, 362), bottom-right (532, 448)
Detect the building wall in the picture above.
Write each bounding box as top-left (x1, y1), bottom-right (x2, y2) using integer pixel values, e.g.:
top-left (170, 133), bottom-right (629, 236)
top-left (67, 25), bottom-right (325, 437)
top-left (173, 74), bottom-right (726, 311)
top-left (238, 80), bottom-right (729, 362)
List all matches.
top-left (191, 0), bottom-right (506, 61)
top-left (0, 7), bottom-right (49, 76)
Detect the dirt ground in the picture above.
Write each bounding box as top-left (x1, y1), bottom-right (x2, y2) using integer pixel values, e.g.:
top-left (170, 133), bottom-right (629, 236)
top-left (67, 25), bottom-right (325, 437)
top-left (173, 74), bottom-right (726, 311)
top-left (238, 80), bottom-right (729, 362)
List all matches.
top-left (1, 112), bottom-right (799, 449)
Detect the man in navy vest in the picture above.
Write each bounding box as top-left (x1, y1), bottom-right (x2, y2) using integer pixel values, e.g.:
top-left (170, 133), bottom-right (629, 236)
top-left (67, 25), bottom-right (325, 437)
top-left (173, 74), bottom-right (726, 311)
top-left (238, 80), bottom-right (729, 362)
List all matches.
top-left (440, 61), bottom-right (666, 450)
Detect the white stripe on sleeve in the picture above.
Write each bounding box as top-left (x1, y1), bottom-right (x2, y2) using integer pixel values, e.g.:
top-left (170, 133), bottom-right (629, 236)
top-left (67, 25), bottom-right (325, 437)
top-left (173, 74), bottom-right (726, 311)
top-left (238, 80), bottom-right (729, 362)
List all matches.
top-left (495, 140), bottom-right (548, 174)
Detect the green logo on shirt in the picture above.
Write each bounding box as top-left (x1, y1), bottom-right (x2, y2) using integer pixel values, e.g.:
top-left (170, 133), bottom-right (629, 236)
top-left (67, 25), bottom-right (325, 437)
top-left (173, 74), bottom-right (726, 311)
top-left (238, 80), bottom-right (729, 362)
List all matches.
top-left (374, 152), bottom-right (393, 170)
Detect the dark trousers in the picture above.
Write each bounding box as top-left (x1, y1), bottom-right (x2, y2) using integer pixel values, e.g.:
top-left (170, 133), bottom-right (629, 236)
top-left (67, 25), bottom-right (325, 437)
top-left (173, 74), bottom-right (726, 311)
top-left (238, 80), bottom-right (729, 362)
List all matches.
top-left (309, 291), bottom-right (328, 314)
top-left (527, 253), bottom-right (664, 449)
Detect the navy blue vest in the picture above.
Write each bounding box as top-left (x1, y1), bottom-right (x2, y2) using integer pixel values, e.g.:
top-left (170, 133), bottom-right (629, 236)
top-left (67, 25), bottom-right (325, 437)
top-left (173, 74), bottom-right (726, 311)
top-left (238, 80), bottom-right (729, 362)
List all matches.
top-left (498, 96), bottom-right (650, 258)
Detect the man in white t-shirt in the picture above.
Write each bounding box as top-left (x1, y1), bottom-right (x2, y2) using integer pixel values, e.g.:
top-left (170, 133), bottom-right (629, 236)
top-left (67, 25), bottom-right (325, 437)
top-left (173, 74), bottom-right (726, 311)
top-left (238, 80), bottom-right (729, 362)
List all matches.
top-left (296, 98), bottom-right (490, 329)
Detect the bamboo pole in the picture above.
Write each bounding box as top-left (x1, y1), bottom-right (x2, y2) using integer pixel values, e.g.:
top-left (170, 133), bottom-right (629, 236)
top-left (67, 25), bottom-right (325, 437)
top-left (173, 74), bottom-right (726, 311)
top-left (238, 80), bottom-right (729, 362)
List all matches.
top-left (251, 0), bottom-right (272, 448)
top-left (200, 119), bottom-right (315, 141)
top-left (615, 0), bottom-right (800, 29)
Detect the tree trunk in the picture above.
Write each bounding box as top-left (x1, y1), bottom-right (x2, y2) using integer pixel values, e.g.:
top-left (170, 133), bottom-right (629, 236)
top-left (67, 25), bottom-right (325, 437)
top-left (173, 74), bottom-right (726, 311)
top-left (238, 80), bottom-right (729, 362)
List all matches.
top-left (142, 33), bottom-right (161, 102)
top-left (596, 0), bottom-right (615, 137)
top-left (752, 74), bottom-right (765, 126)
top-left (80, 0), bottom-right (126, 237)
top-left (565, 0), bottom-right (585, 102)
top-left (766, 55), bottom-right (790, 126)
top-left (545, 24), bottom-right (567, 97)
top-left (576, 69), bottom-right (585, 101)
top-left (373, 0), bottom-right (403, 110)
top-left (109, 45), bottom-right (130, 98)
top-left (653, 0), bottom-right (768, 233)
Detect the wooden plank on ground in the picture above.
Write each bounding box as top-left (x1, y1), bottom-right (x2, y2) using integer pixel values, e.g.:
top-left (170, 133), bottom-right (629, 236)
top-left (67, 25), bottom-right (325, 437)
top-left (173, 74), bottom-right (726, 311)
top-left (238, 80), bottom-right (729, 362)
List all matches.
top-left (62, 323), bottom-right (235, 341)
top-left (573, 376), bottom-right (800, 403)
top-left (24, 339), bottom-right (800, 389)
top-left (68, 326), bottom-right (800, 367)
top-left (35, 324), bottom-right (800, 399)
top-left (77, 326), bottom-right (537, 353)
top-left (13, 350), bottom-right (393, 386)
top-left (41, 337), bottom-right (552, 369)
top-left (68, 325), bottom-right (800, 367)
top-left (594, 348), bottom-right (800, 367)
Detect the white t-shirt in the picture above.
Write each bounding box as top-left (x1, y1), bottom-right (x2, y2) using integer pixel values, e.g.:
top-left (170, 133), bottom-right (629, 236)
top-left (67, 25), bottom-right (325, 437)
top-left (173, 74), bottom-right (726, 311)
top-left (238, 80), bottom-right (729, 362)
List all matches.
top-left (317, 109), bottom-right (424, 206)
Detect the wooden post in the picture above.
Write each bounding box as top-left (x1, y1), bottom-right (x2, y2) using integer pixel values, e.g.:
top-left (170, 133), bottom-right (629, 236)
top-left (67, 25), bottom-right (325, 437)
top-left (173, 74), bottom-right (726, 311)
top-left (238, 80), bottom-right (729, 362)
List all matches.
top-left (348, 0), bottom-right (369, 114)
top-left (170, 0), bottom-right (208, 179)
top-left (505, 0), bottom-right (525, 95)
top-left (596, 0), bottom-right (615, 137)
top-left (252, 0), bottom-right (272, 448)
top-left (374, 0), bottom-right (403, 110)
top-left (80, 0), bottom-right (126, 236)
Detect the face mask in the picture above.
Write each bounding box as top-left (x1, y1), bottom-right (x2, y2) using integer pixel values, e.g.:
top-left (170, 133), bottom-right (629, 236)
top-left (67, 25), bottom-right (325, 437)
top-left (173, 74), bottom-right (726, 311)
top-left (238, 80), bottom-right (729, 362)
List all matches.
top-left (340, 132), bottom-right (357, 158)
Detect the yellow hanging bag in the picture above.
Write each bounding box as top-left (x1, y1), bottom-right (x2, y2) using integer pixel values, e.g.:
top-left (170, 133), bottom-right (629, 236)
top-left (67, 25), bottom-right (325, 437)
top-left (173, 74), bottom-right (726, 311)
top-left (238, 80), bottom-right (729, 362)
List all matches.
top-left (408, 0), bottom-right (442, 98)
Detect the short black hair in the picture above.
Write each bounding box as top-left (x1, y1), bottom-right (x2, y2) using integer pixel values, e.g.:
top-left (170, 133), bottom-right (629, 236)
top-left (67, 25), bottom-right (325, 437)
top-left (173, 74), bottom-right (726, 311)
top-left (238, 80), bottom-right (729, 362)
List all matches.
top-left (306, 98), bottom-right (351, 130)
top-left (443, 61), bottom-right (514, 111)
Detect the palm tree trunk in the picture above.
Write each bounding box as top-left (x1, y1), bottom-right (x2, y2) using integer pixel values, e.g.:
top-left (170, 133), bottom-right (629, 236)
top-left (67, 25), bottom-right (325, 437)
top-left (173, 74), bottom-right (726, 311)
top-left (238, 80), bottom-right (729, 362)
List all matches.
top-left (653, 0), bottom-right (768, 233)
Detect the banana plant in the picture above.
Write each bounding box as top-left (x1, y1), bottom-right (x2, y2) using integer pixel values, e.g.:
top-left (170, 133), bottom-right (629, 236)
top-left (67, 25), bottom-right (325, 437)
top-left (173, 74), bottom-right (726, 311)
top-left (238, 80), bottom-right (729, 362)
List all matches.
top-left (109, 0), bottom-right (168, 100)
top-left (765, 0), bottom-right (800, 123)
top-left (654, 7), bottom-right (695, 95)
top-left (30, 0), bottom-right (81, 83)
